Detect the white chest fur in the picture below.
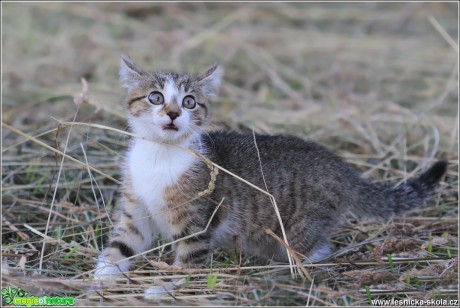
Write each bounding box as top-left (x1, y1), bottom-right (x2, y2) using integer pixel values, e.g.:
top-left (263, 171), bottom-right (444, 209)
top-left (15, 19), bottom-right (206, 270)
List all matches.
top-left (127, 138), bottom-right (198, 237)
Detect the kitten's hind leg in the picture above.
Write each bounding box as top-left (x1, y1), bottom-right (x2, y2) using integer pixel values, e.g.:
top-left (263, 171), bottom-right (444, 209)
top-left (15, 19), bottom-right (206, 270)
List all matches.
top-left (94, 196), bottom-right (153, 281)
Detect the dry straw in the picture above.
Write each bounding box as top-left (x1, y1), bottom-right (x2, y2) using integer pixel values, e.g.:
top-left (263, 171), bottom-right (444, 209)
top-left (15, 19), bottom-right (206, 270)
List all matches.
top-left (2, 2), bottom-right (457, 305)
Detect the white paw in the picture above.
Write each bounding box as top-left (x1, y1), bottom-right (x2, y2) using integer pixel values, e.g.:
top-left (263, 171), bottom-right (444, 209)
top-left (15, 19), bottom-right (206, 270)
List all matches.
top-left (94, 264), bottom-right (122, 282)
top-left (93, 258), bottom-right (126, 282)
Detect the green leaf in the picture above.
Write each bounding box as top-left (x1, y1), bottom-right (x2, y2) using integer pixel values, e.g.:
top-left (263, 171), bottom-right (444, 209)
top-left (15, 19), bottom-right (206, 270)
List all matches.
top-left (427, 242), bottom-right (433, 253)
top-left (183, 274), bottom-right (192, 288)
top-left (61, 246), bottom-right (78, 264)
top-left (365, 286), bottom-right (372, 304)
top-left (207, 273), bottom-right (218, 290)
top-left (387, 254), bottom-right (394, 272)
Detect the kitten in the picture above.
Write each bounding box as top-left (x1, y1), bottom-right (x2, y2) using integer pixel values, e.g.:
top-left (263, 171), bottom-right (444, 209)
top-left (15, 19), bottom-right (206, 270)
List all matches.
top-left (94, 56), bottom-right (447, 280)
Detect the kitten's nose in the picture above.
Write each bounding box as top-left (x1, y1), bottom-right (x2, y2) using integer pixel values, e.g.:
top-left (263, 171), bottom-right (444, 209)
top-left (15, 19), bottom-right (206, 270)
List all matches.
top-left (167, 111), bottom-right (179, 121)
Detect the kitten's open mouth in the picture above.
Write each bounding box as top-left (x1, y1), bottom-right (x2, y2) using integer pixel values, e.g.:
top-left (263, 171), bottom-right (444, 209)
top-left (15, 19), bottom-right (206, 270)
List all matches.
top-left (163, 123), bottom-right (179, 131)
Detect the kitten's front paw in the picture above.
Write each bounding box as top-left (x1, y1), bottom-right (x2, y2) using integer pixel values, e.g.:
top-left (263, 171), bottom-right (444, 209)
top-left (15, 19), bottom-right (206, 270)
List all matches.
top-left (93, 260), bottom-right (124, 282)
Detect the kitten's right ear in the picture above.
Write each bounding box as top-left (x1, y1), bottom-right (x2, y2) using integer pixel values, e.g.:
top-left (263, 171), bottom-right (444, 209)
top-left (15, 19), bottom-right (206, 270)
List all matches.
top-left (119, 56), bottom-right (145, 90)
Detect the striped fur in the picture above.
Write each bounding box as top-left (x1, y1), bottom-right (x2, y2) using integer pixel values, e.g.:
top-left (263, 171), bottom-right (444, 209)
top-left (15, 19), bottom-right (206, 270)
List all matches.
top-left (94, 57), bottom-right (447, 281)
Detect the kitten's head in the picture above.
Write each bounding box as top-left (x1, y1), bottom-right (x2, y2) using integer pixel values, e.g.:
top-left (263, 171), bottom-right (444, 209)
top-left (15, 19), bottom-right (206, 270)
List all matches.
top-left (119, 56), bottom-right (223, 144)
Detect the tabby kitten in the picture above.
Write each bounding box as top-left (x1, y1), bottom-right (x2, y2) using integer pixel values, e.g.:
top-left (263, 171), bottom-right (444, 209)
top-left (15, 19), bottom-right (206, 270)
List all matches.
top-left (94, 57), bottom-right (447, 280)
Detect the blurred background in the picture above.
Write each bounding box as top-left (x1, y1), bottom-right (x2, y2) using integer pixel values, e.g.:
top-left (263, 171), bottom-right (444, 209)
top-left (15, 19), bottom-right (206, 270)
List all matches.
top-left (3, 2), bottom-right (457, 134)
top-left (2, 2), bottom-right (458, 305)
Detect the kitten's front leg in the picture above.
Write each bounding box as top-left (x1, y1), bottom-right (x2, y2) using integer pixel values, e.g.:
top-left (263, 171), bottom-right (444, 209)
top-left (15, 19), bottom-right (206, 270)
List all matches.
top-left (144, 225), bottom-right (213, 298)
top-left (142, 235), bottom-right (211, 299)
top-left (173, 233), bottom-right (212, 268)
top-left (94, 193), bottom-right (153, 281)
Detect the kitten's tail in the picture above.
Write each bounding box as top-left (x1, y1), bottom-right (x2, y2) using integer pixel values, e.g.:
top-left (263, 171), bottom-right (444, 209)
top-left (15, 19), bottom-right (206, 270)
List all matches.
top-left (351, 160), bottom-right (448, 218)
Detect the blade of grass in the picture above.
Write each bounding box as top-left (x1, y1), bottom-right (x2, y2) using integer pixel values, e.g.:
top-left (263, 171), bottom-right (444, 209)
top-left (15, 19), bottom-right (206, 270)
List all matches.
top-left (38, 106), bottom-right (80, 273)
top-left (1, 122), bottom-right (120, 184)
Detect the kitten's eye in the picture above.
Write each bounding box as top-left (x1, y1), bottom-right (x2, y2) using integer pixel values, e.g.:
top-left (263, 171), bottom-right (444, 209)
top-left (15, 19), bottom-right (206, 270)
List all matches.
top-left (182, 95), bottom-right (196, 109)
top-left (148, 91), bottom-right (164, 105)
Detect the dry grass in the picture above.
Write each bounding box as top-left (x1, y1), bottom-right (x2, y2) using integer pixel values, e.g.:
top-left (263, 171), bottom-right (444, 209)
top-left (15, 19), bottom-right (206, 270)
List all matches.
top-left (1, 2), bottom-right (458, 306)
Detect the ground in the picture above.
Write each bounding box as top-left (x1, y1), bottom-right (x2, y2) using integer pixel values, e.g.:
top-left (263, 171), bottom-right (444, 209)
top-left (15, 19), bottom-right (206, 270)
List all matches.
top-left (1, 2), bottom-right (458, 306)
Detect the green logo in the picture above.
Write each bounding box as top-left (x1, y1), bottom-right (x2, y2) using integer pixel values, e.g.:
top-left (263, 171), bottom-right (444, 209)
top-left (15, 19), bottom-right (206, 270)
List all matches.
top-left (1, 286), bottom-right (75, 306)
top-left (2, 286), bottom-right (28, 304)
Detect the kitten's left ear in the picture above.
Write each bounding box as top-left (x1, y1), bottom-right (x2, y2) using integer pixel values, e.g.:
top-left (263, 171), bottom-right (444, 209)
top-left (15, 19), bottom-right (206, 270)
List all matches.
top-left (194, 64), bottom-right (223, 97)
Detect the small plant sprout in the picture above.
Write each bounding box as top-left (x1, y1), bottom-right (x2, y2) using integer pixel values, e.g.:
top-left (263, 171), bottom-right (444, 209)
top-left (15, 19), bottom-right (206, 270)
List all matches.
top-left (405, 275), bottom-right (411, 285)
top-left (183, 274), bottom-right (192, 288)
top-left (365, 286), bottom-right (372, 304)
top-left (207, 254), bottom-right (219, 290)
top-left (387, 254), bottom-right (394, 272)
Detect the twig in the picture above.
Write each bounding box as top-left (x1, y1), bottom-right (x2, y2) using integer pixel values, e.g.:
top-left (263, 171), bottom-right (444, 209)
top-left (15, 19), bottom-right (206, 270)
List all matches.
top-left (265, 229), bottom-right (312, 282)
top-left (2, 218), bottom-right (36, 251)
top-left (306, 276), bottom-right (315, 307)
top-left (23, 224), bottom-right (95, 255)
top-left (252, 129), bottom-right (297, 278)
top-left (427, 15), bottom-right (458, 53)
top-left (80, 142), bottom-right (114, 228)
